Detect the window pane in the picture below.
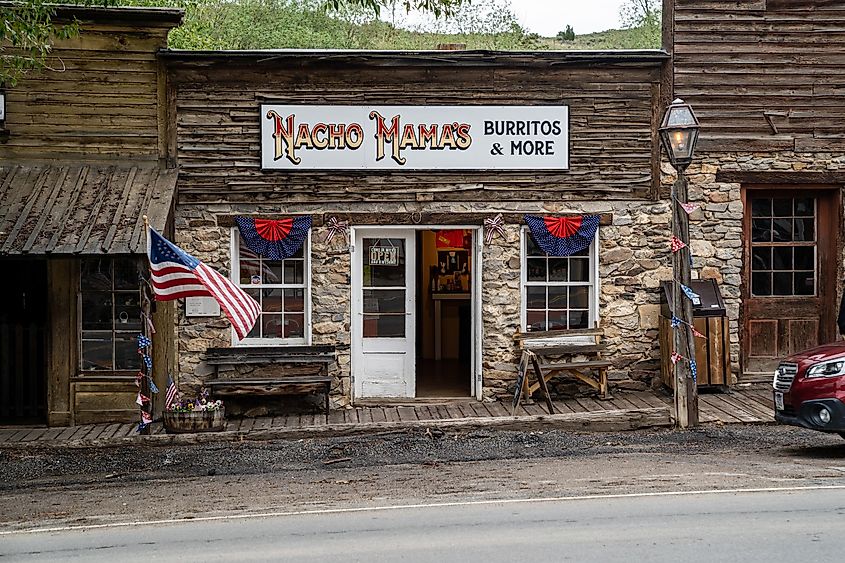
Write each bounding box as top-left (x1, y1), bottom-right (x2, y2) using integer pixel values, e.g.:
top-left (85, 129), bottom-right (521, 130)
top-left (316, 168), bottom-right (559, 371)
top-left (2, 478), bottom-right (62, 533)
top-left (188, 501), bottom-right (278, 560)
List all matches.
top-left (751, 247), bottom-right (771, 271)
top-left (526, 236), bottom-right (544, 257)
top-left (284, 314), bottom-right (305, 338)
top-left (363, 239), bottom-right (405, 287)
top-left (571, 247), bottom-right (590, 258)
top-left (262, 288), bottom-right (282, 313)
top-left (113, 259), bottom-right (139, 290)
top-left (772, 218), bottom-right (792, 242)
top-left (794, 198), bottom-right (814, 216)
top-left (527, 258), bottom-right (547, 282)
top-left (794, 272), bottom-right (815, 296)
top-left (262, 314), bottom-right (284, 339)
top-left (283, 260), bottom-right (304, 285)
top-left (363, 314), bottom-right (404, 337)
top-left (752, 272), bottom-right (771, 296)
top-left (240, 260), bottom-right (261, 285)
top-left (245, 288), bottom-right (261, 305)
top-left (773, 199), bottom-right (792, 217)
top-left (569, 259), bottom-right (589, 282)
top-left (245, 320), bottom-right (260, 339)
top-left (772, 247), bottom-right (792, 271)
top-left (751, 198), bottom-right (771, 218)
top-left (238, 238), bottom-right (260, 260)
top-left (114, 334), bottom-right (138, 370)
top-left (548, 287), bottom-right (567, 309)
top-left (81, 259), bottom-right (112, 290)
top-left (82, 292), bottom-right (112, 330)
top-left (81, 331), bottom-right (113, 370)
top-left (264, 261), bottom-right (284, 284)
top-left (568, 310), bottom-right (589, 329)
top-left (363, 289), bottom-right (405, 313)
top-left (751, 219), bottom-right (771, 242)
top-left (526, 287), bottom-right (546, 309)
top-left (570, 286), bottom-right (589, 309)
top-left (114, 292), bottom-right (141, 331)
top-left (773, 272), bottom-right (792, 296)
top-left (548, 259), bottom-right (568, 282)
top-left (794, 247), bottom-right (814, 270)
top-left (547, 310), bottom-right (567, 331)
top-left (284, 288), bottom-right (304, 312)
top-left (793, 218), bottom-right (814, 242)
top-left (526, 310), bottom-right (546, 332)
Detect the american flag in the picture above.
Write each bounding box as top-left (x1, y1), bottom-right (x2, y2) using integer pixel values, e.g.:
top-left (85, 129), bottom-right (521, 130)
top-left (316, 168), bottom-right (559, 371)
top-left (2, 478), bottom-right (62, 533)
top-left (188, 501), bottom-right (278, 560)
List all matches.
top-left (148, 227), bottom-right (260, 339)
top-left (165, 375), bottom-right (179, 409)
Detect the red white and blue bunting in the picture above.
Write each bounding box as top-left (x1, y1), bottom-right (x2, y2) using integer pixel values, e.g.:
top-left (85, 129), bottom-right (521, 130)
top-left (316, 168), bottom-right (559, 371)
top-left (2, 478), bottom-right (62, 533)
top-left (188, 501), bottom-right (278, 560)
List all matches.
top-left (235, 216), bottom-right (312, 260)
top-left (524, 214), bottom-right (600, 257)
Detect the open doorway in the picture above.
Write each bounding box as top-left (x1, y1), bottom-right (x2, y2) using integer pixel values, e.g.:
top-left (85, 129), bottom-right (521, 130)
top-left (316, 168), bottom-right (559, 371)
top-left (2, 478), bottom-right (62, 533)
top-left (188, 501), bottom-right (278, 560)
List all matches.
top-left (416, 229), bottom-right (472, 398)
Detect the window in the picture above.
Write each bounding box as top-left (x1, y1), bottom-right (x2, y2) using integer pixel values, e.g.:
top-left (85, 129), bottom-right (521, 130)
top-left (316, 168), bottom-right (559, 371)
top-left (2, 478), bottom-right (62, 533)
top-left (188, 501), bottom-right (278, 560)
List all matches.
top-left (80, 258), bottom-right (143, 372)
top-left (232, 230), bottom-right (310, 344)
top-left (521, 229), bottom-right (598, 332)
top-left (750, 196), bottom-right (816, 297)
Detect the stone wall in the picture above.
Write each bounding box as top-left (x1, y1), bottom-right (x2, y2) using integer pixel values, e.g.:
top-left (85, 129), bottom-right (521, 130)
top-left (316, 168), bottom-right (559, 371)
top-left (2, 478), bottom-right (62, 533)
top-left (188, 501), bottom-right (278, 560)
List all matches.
top-left (172, 199), bottom-right (682, 404)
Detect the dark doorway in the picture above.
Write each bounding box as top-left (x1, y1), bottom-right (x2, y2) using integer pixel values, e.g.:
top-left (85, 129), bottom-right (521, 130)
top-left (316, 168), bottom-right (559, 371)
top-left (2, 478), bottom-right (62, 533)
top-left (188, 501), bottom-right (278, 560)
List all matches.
top-left (0, 259), bottom-right (48, 423)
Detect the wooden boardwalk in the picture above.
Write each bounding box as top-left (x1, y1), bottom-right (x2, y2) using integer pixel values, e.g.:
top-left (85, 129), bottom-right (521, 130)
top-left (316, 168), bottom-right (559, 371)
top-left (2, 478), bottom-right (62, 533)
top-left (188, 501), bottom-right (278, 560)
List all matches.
top-left (0, 388), bottom-right (775, 446)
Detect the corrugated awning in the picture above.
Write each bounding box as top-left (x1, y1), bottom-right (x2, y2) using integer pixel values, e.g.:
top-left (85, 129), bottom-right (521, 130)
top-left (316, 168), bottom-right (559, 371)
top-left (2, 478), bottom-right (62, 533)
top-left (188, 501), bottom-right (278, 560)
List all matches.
top-left (0, 164), bottom-right (177, 255)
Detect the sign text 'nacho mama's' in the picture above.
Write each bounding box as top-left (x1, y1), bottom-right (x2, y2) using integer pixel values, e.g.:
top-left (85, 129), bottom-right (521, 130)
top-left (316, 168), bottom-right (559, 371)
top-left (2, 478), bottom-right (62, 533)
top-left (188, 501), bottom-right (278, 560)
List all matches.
top-left (260, 105), bottom-right (569, 170)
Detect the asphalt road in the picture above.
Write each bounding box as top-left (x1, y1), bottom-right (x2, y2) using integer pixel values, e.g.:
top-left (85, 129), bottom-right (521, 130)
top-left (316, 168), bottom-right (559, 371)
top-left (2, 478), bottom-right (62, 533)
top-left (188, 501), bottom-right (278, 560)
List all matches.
top-left (3, 487), bottom-right (845, 562)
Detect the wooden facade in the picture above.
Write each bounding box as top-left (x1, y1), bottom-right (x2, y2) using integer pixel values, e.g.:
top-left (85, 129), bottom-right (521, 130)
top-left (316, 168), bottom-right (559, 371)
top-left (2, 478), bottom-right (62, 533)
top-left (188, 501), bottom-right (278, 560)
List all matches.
top-left (668, 0), bottom-right (845, 379)
top-left (667, 0), bottom-right (845, 152)
top-left (164, 51), bottom-right (667, 205)
top-left (0, 6), bottom-right (182, 426)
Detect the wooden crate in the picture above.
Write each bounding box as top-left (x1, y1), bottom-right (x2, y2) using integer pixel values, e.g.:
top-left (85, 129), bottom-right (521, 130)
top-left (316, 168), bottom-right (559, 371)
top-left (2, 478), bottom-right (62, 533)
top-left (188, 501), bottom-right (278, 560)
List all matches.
top-left (660, 315), bottom-right (730, 389)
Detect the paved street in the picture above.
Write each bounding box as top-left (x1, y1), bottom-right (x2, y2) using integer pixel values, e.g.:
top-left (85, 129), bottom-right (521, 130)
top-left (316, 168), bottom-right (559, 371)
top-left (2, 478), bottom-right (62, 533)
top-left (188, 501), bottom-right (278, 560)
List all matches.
top-left (3, 487), bottom-right (845, 562)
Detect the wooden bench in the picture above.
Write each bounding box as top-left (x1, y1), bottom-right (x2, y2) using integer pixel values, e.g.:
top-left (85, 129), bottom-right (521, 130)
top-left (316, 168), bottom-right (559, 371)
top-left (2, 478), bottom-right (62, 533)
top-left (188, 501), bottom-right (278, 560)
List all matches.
top-left (513, 328), bottom-right (612, 415)
top-left (203, 346), bottom-right (335, 421)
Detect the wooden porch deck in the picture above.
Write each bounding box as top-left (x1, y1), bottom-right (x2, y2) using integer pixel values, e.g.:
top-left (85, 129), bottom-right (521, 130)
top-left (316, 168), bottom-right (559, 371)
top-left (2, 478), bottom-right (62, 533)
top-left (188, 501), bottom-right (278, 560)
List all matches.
top-left (0, 388), bottom-right (775, 446)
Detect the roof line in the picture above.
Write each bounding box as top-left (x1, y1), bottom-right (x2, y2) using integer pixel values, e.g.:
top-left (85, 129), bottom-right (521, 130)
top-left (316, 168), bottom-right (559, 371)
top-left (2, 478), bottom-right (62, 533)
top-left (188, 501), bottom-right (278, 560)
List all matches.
top-left (0, 2), bottom-right (184, 24)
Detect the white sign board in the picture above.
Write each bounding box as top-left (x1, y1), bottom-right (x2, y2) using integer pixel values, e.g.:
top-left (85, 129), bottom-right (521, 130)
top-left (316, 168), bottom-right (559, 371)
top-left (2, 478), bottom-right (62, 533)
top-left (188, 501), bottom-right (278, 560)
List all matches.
top-left (185, 296), bottom-right (221, 318)
top-left (260, 105), bottom-right (569, 170)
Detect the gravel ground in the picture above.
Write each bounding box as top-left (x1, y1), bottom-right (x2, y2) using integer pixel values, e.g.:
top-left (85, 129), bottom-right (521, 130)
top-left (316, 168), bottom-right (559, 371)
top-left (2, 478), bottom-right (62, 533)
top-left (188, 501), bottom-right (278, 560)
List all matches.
top-left (2, 424), bottom-right (845, 531)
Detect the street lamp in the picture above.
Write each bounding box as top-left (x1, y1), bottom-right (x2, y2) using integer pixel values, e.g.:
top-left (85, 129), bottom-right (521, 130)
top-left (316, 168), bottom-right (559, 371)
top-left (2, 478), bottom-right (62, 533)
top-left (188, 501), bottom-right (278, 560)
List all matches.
top-left (659, 98), bottom-right (701, 429)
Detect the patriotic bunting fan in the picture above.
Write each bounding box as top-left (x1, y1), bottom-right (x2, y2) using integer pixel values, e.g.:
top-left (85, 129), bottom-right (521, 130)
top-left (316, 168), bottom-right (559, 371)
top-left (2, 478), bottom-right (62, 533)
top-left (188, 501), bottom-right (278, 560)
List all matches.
top-left (524, 215), bottom-right (600, 257)
top-left (235, 216), bottom-right (312, 260)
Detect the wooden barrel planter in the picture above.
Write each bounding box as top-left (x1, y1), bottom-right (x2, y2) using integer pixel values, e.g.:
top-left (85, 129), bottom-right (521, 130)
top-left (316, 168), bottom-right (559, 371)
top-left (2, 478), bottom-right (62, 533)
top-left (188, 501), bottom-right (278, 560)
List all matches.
top-left (163, 408), bottom-right (226, 434)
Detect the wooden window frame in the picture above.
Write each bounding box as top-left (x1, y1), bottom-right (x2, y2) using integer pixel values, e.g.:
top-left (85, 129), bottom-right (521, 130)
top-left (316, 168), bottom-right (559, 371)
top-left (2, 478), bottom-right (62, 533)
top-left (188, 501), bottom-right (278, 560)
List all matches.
top-left (78, 257), bottom-right (144, 377)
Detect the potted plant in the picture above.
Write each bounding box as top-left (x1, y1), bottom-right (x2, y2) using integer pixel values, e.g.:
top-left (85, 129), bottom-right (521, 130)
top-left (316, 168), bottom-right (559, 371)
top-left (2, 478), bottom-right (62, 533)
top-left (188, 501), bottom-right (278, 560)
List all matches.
top-left (163, 389), bottom-right (226, 434)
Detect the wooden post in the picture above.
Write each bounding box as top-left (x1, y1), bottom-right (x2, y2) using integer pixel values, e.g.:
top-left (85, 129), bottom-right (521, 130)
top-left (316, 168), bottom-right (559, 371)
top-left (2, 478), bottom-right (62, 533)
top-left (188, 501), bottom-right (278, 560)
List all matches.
top-left (672, 171), bottom-right (700, 428)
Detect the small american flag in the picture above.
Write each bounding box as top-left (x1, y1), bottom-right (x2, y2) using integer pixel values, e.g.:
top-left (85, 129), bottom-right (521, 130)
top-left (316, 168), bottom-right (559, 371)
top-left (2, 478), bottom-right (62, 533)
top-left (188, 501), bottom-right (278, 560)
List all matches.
top-left (148, 227), bottom-right (260, 339)
top-left (165, 375), bottom-right (179, 409)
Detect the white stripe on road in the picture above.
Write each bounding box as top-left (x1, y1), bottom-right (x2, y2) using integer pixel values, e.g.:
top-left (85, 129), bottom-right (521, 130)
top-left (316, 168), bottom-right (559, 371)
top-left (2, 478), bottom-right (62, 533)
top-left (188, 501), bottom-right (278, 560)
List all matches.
top-left (2, 484), bottom-right (845, 536)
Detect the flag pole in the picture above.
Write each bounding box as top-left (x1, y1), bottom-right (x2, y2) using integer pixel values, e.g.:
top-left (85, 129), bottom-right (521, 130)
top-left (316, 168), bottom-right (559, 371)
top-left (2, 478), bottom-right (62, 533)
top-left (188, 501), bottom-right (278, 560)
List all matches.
top-left (141, 215), bottom-right (153, 434)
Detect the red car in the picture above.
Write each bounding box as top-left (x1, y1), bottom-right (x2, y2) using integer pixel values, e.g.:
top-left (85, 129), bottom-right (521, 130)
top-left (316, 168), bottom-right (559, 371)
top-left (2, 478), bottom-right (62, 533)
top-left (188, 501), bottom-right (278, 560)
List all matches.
top-left (773, 342), bottom-right (845, 438)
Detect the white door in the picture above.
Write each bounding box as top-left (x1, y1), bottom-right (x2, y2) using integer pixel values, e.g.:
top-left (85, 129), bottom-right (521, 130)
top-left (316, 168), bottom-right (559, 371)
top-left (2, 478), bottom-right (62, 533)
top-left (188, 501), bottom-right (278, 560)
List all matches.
top-left (352, 229), bottom-right (416, 398)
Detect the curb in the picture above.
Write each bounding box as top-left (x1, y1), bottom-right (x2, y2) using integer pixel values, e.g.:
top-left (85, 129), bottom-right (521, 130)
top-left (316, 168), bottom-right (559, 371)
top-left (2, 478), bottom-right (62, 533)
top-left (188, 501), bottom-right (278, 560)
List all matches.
top-left (0, 408), bottom-right (672, 450)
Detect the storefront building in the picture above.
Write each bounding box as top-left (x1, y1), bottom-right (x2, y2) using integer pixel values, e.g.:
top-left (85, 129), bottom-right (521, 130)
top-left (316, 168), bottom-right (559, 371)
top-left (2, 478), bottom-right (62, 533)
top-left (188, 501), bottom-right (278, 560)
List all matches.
top-left (164, 49), bottom-right (673, 407)
top-left (3, 1), bottom-right (844, 425)
top-left (0, 7), bottom-right (183, 425)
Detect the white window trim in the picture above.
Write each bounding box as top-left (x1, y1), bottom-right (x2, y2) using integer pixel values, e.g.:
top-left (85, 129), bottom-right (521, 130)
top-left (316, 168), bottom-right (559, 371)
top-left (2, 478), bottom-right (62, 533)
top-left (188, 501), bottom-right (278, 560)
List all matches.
top-left (519, 226), bottom-right (600, 332)
top-left (230, 228), bottom-right (312, 347)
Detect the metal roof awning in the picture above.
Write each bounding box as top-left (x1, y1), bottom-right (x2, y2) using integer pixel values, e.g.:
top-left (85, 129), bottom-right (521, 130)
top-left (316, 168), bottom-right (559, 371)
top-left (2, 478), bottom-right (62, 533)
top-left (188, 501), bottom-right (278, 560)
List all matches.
top-left (0, 164), bottom-right (178, 256)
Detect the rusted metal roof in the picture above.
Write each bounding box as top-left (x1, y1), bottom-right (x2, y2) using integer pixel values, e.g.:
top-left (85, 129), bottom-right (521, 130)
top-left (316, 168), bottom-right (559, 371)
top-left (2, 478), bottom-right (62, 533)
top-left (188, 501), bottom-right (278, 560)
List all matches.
top-left (0, 164), bottom-right (177, 255)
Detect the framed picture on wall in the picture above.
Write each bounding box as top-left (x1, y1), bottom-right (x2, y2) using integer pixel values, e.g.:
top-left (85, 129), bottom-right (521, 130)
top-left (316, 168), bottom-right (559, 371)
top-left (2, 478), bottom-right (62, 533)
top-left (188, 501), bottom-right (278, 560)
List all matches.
top-left (438, 250), bottom-right (468, 275)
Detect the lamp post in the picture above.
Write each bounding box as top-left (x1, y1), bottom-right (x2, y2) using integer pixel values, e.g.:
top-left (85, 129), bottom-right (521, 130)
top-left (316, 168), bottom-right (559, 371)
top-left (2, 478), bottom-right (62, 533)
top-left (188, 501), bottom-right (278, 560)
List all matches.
top-left (659, 98), bottom-right (701, 429)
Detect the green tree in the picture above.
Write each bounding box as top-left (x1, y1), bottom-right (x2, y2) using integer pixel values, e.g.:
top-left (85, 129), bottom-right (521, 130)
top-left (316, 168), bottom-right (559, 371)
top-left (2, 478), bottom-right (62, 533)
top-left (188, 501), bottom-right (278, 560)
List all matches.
top-left (556, 25), bottom-right (575, 42)
top-left (618, 0), bottom-right (660, 48)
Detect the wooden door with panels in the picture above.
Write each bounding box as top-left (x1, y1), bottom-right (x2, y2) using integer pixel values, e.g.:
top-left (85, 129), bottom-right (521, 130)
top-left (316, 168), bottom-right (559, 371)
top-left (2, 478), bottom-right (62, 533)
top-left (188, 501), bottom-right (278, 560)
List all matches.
top-left (741, 187), bottom-right (840, 377)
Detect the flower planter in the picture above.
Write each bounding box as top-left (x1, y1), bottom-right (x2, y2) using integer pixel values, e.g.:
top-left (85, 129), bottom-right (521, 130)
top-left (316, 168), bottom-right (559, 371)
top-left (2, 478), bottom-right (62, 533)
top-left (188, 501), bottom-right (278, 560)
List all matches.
top-left (163, 407), bottom-right (226, 434)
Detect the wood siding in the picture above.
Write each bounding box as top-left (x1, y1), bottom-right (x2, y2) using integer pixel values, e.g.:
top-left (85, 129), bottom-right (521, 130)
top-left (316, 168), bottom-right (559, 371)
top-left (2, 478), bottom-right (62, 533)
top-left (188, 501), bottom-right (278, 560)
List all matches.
top-left (1, 20), bottom-right (175, 162)
top-left (672, 0), bottom-right (845, 152)
top-left (168, 58), bottom-right (664, 203)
